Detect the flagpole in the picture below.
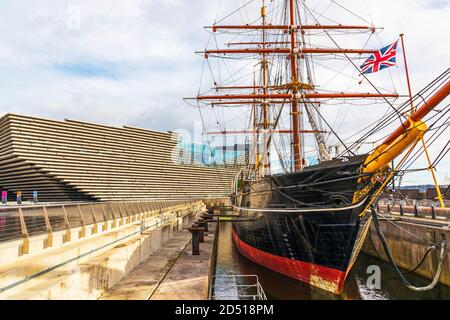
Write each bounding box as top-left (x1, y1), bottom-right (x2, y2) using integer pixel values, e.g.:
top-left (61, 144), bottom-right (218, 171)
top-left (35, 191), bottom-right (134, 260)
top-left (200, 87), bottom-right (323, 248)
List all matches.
top-left (400, 34), bottom-right (414, 113)
top-left (400, 34), bottom-right (445, 208)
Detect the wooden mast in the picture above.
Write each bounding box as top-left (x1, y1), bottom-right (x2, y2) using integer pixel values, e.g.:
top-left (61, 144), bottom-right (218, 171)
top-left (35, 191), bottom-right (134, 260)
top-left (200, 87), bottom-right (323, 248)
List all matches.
top-left (289, 0), bottom-right (302, 171)
top-left (261, 0), bottom-right (270, 175)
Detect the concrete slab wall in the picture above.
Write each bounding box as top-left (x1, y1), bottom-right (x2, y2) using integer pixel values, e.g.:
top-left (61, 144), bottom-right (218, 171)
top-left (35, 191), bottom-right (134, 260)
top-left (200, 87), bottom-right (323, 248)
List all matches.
top-left (362, 217), bottom-right (450, 287)
top-left (0, 201), bottom-right (206, 300)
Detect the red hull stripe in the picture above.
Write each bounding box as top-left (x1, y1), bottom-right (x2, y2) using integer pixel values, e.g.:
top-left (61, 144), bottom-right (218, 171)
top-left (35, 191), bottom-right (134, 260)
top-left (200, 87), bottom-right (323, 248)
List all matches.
top-left (232, 227), bottom-right (347, 294)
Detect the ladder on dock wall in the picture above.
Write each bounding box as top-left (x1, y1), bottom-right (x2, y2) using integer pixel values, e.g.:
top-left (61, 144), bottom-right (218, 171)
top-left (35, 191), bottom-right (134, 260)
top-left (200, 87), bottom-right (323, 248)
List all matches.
top-left (210, 275), bottom-right (267, 300)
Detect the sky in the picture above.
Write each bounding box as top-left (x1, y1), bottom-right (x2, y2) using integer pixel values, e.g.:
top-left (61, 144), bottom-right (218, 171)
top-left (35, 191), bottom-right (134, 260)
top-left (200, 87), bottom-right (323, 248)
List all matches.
top-left (0, 0), bottom-right (449, 185)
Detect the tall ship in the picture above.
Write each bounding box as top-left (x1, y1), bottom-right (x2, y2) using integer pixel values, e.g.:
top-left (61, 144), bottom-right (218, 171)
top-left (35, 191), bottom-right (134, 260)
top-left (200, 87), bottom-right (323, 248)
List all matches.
top-left (187, 0), bottom-right (450, 294)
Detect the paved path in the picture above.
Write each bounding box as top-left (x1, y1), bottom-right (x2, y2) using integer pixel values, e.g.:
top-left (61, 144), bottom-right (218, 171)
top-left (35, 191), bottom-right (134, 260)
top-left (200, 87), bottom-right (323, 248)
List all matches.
top-left (100, 225), bottom-right (215, 300)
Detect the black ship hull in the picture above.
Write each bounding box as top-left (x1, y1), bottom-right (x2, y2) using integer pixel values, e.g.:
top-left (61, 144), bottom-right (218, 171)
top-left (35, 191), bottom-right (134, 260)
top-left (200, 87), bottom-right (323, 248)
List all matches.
top-left (232, 155), bottom-right (382, 294)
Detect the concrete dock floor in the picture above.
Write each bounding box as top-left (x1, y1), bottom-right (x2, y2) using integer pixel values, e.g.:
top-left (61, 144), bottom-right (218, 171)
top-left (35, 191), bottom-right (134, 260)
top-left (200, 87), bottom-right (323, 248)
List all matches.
top-left (100, 225), bottom-right (215, 300)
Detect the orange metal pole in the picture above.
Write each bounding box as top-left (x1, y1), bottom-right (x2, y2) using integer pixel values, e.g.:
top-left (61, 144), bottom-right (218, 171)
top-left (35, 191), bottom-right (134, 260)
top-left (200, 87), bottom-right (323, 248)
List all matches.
top-left (208, 25), bottom-right (375, 31)
top-left (253, 71), bottom-right (257, 130)
top-left (207, 130), bottom-right (326, 135)
top-left (289, 0), bottom-right (302, 172)
top-left (198, 93), bottom-right (399, 100)
top-left (202, 48), bottom-right (377, 55)
top-left (261, 1), bottom-right (270, 174)
top-left (214, 85), bottom-right (317, 90)
top-left (253, 71), bottom-right (259, 172)
top-left (227, 41), bottom-right (291, 46)
top-left (382, 80), bottom-right (450, 146)
top-left (208, 100), bottom-right (318, 105)
top-left (214, 86), bottom-right (265, 90)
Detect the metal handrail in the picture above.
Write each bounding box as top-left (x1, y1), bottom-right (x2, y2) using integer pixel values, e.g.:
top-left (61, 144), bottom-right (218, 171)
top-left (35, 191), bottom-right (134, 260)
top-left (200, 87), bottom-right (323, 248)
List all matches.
top-left (0, 199), bottom-right (204, 245)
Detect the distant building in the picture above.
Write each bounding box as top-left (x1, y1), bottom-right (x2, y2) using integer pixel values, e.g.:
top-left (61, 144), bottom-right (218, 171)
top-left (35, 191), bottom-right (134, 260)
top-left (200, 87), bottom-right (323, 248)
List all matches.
top-left (177, 141), bottom-right (250, 166)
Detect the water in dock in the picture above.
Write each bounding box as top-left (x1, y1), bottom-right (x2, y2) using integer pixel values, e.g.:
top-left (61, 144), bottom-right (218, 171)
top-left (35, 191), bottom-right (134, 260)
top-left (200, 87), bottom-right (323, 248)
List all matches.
top-left (213, 223), bottom-right (450, 300)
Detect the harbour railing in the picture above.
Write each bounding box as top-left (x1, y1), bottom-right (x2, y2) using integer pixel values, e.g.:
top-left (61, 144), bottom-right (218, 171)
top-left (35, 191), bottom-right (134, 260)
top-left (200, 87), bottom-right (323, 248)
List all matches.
top-left (376, 201), bottom-right (450, 220)
top-left (0, 200), bottom-right (202, 255)
top-left (211, 275), bottom-right (267, 300)
top-left (379, 198), bottom-right (450, 208)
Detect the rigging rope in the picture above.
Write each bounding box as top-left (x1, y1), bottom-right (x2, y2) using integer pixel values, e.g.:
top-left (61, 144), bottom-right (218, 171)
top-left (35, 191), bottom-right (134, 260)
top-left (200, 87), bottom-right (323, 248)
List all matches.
top-left (370, 207), bottom-right (448, 292)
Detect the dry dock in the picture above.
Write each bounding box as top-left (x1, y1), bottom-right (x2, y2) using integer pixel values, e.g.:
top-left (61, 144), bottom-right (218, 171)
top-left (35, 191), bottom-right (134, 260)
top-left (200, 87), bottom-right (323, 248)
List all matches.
top-left (101, 223), bottom-right (215, 300)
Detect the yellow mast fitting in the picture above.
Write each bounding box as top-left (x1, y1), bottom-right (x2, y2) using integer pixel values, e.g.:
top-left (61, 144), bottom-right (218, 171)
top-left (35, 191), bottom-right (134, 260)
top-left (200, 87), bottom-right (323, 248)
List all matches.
top-left (273, 81), bottom-right (315, 91)
top-left (359, 139), bottom-right (420, 217)
top-left (363, 119), bottom-right (427, 174)
top-left (261, 5), bottom-right (267, 17)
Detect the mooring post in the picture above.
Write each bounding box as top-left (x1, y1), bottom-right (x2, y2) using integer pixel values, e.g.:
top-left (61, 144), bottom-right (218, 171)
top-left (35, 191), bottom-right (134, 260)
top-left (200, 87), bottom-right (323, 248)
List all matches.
top-left (193, 222), bottom-right (205, 243)
top-left (431, 204), bottom-right (437, 220)
top-left (202, 213), bottom-right (214, 223)
top-left (198, 218), bottom-right (209, 233)
top-left (188, 226), bottom-right (203, 255)
top-left (399, 204), bottom-right (404, 216)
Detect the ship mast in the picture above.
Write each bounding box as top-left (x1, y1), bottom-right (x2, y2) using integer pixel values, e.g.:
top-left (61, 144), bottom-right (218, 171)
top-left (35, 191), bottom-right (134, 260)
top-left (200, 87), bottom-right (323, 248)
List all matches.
top-left (261, 0), bottom-right (270, 175)
top-left (289, 0), bottom-right (302, 171)
top-left (192, 0), bottom-right (400, 174)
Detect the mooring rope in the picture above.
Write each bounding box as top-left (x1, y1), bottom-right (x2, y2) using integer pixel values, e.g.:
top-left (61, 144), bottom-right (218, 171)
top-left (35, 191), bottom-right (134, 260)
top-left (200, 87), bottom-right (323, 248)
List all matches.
top-left (370, 206), bottom-right (448, 292)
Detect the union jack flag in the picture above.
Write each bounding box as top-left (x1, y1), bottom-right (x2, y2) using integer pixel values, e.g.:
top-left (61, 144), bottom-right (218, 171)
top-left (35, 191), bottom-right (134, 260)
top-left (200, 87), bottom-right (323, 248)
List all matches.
top-left (360, 41), bottom-right (398, 75)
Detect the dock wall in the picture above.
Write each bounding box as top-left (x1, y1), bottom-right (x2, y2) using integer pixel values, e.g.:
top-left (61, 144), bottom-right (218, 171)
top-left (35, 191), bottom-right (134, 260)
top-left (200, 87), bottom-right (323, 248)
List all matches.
top-left (362, 215), bottom-right (450, 287)
top-left (0, 200), bottom-right (205, 299)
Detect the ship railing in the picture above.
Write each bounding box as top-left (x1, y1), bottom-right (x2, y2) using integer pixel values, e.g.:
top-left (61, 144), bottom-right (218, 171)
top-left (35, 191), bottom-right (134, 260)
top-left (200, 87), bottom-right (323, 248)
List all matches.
top-left (211, 275), bottom-right (267, 300)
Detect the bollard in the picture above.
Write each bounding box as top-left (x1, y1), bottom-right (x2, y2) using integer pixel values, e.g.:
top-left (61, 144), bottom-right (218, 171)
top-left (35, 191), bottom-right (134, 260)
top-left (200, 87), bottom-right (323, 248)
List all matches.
top-left (431, 205), bottom-right (437, 220)
top-left (1, 191), bottom-right (7, 205)
top-left (33, 191), bottom-right (38, 204)
top-left (201, 213), bottom-right (211, 221)
top-left (399, 204), bottom-right (404, 216)
top-left (414, 205), bottom-right (420, 218)
top-left (198, 218), bottom-right (209, 233)
top-left (193, 223), bottom-right (205, 243)
top-left (16, 191), bottom-right (22, 205)
top-left (187, 226), bottom-right (203, 255)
